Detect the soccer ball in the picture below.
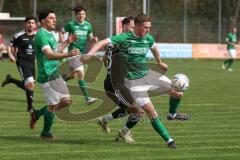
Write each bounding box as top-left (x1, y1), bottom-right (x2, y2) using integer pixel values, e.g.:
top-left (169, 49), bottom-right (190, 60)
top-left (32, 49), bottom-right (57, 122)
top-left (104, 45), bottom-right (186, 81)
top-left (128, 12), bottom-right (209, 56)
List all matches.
top-left (171, 74), bottom-right (189, 92)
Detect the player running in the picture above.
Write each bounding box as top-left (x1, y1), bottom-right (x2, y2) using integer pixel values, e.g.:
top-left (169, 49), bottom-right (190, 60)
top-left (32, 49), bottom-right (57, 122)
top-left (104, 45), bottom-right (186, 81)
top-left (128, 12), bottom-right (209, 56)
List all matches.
top-left (222, 26), bottom-right (238, 72)
top-left (30, 9), bottom-right (79, 139)
top-left (60, 5), bottom-right (98, 105)
top-left (2, 16), bottom-right (36, 112)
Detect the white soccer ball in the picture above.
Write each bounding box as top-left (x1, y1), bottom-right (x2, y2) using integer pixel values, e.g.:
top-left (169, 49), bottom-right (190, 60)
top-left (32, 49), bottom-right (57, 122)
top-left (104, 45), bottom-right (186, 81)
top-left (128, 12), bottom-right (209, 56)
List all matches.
top-left (171, 74), bottom-right (189, 92)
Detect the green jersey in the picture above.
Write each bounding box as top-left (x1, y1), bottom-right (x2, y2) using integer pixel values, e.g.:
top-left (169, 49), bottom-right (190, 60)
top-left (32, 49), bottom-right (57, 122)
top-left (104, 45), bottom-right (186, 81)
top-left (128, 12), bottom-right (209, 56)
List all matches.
top-left (109, 31), bottom-right (155, 80)
top-left (34, 28), bottom-right (60, 83)
top-left (64, 20), bottom-right (92, 53)
top-left (226, 32), bottom-right (237, 50)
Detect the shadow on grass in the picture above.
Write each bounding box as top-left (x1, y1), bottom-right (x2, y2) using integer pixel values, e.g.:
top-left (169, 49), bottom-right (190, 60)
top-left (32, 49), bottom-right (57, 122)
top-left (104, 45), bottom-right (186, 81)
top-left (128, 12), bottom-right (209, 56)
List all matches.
top-left (0, 97), bottom-right (45, 104)
top-left (0, 135), bottom-right (141, 146)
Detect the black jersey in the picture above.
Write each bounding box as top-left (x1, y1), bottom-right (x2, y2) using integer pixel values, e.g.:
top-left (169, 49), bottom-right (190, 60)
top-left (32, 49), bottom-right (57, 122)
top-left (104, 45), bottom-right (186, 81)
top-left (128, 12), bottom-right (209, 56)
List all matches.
top-left (11, 30), bottom-right (35, 68)
top-left (105, 44), bottom-right (120, 75)
top-left (104, 45), bottom-right (135, 108)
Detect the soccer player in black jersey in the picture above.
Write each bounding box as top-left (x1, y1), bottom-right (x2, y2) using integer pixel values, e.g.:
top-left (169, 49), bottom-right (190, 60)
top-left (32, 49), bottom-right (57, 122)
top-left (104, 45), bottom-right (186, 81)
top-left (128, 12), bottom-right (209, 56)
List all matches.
top-left (2, 16), bottom-right (36, 113)
top-left (96, 16), bottom-right (142, 142)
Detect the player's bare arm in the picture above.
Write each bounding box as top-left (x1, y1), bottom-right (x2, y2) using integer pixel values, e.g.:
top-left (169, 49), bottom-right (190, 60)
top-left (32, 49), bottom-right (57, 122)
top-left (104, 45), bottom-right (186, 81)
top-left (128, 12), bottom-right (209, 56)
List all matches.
top-left (43, 47), bottom-right (80, 60)
top-left (82, 38), bottom-right (109, 62)
top-left (89, 33), bottom-right (99, 42)
top-left (56, 34), bottom-right (78, 52)
top-left (150, 44), bottom-right (168, 72)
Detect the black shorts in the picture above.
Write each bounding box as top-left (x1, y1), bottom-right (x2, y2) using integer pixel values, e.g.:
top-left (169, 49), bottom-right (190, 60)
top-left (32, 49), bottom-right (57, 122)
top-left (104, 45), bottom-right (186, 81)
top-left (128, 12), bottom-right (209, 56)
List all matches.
top-left (104, 74), bottom-right (134, 109)
top-left (17, 64), bottom-right (35, 80)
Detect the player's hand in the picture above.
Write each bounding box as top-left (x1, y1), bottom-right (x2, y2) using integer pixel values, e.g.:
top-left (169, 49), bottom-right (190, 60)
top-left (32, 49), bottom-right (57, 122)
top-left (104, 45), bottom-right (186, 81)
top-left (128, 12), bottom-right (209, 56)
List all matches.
top-left (69, 48), bottom-right (80, 57)
top-left (92, 36), bottom-right (98, 42)
top-left (67, 34), bottom-right (78, 44)
top-left (159, 62), bottom-right (168, 74)
top-left (8, 54), bottom-right (16, 62)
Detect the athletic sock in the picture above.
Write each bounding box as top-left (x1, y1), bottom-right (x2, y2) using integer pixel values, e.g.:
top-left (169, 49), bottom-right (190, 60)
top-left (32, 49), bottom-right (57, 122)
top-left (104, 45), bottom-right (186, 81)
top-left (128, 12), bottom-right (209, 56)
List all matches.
top-left (112, 108), bottom-right (127, 119)
top-left (26, 89), bottom-right (34, 111)
top-left (35, 106), bottom-right (47, 120)
top-left (169, 96), bottom-right (181, 115)
top-left (102, 114), bottom-right (114, 122)
top-left (150, 117), bottom-right (171, 141)
top-left (121, 125), bottom-right (130, 134)
top-left (42, 108), bottom-right (55, 135)
top-left (227, 59), bottom-right (234, 69)
top-left (126, 113), bottom-right (139, 129)
top-left (9, 78), bottom-right (25, 90)
top-left (78, 80), bottom-right (90, 100)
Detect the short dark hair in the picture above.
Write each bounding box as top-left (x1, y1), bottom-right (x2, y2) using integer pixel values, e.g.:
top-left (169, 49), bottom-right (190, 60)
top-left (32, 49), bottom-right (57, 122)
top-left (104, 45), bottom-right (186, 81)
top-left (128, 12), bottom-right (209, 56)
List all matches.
top-left (122, 16), bottom-right (134, 26)
top-left (25, 16), bottom-right (36, 23)
top-left (73, 5), bottom-right (86, 14)
top-left (134, 14), bottom-right (151, 25)
top-left (39, 9), bottom-right (55, 22)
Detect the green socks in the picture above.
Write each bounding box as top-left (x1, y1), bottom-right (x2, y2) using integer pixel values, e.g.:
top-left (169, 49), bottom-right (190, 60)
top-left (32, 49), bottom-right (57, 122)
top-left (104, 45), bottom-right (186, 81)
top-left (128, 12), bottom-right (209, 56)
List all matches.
top-left (151, 117), bottom-right (171, 141)
top-left (169, 96), bottom-right (181, 115)
top-left (78, 80), bottom-right (90, 100)
top-left (42, 108), bottom-right (55, 135)
top-left (224, 59), bottom-right (234, 69)
top-left (35, 106), bottom-right (47, 120)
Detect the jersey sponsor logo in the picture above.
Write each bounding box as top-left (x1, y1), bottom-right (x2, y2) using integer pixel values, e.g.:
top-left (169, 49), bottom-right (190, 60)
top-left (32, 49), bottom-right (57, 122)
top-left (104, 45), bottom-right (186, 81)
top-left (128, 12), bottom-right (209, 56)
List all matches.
top-left (23, 38), bottom-right (29, 41)
top-left (26, 44), bottom-right (34, 55)
top-left (128, 47), bottom-right (149, 55)
top-left (74, 30), bottom-right (88, 36)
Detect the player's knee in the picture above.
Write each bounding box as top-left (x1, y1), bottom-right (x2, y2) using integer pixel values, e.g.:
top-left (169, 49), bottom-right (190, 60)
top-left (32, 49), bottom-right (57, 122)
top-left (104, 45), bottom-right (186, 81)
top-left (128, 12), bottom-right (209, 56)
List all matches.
top-left (76, 70), bottom-right (84, 79)
top-left (142, 103), bottom-right (158, 119)
top-left (169, 89), bottom-right (183, 99)
top-left (60, 98), bottom-right (72, 107)
top-left (47, 105), bottom-right (56, 112)
top-left (25, 82), bottom-right (35, 90)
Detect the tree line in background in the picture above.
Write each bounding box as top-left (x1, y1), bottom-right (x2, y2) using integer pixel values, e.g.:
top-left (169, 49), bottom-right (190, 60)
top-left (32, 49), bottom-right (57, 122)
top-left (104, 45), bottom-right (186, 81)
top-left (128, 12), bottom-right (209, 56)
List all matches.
top-left (0, 0), bottom-right (240, 42)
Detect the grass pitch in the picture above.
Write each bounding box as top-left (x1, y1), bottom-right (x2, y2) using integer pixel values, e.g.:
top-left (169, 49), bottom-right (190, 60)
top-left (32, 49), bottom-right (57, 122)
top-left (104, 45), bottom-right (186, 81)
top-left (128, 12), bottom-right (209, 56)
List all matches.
top-left (0, 59), bottom-right (240, 160)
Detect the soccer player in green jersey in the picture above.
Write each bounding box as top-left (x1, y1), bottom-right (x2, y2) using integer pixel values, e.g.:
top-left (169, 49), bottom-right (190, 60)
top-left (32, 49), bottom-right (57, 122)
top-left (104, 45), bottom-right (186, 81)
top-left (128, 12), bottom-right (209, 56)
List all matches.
top-left (61, 5), bottom-right (98, 105)
top-left (96, 16), bottom-right (188, 143)
top-left (84, 14), bottom-right (187, 148)
top-left (30, 9), bottom-right (80, 139)
top-left (222, 26), bottom-right (238, 72)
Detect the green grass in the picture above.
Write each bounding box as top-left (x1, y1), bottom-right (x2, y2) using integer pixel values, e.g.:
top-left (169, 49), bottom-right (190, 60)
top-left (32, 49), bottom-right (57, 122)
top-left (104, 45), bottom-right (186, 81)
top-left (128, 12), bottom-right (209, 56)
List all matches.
top-left (0, 59), bottom-right (240, 160)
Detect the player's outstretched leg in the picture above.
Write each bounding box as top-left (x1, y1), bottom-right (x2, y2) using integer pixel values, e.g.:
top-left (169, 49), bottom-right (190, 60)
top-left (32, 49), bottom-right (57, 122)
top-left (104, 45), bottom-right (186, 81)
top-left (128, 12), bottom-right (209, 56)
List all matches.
top-left (167, 96), bottom-right (189, 121)
top-left (30, 106), bottom-right (47, 130)
top-left (96, 108), bottom-right (127, 133)
top-left (151, 117), bottom-right (176, 149)
top-left (116, 113), bottom-right (139, 143)
top-left (78, 80), bottom-right (97, 105)
top-left (26, 89), bottom-right (34, 112)
top-left (1, 74), bottom-right (25, 89)
top-left (1, 74), bottom-right (11, 87)
top-left (40, 107), bottom-right (55, 139)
